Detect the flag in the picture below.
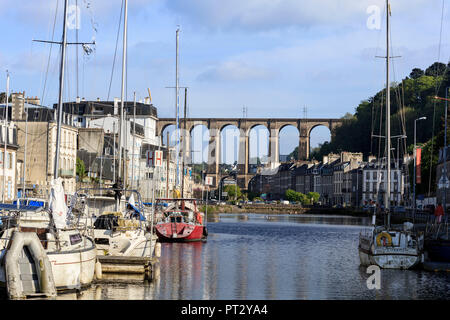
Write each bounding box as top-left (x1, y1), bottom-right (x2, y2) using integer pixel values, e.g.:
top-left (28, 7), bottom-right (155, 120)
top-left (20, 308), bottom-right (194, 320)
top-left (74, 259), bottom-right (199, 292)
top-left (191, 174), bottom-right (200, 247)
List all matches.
top-left (416, 148), bottom-right (422, 184)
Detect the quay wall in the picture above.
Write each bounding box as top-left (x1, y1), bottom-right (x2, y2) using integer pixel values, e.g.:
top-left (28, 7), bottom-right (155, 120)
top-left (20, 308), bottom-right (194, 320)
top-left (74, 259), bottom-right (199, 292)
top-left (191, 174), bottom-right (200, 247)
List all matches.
top-left (200, 205), bottom-right (436, 224)
top-left (200, 204), bottom-right (368, 216)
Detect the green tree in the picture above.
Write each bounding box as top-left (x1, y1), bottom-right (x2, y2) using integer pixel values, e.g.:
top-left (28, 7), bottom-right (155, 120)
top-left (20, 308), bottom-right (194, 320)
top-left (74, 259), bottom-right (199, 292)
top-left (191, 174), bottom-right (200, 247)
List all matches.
top-left (288, 147), bottom-right (298, 160)
top-left (285, 189), bottom-right (310, 205)
top-left (409, 68), bottom-right (424, 79)
top-left (425, 62), bottom-right (446, 77)
top-left (76, 157), bottom-right (87, 181)
top-left (224, 185), bottom-right (241, 201)
top-left (285, 189), bottom-right (299, 202)
top-left (307, 192), bottom-right (320, 204)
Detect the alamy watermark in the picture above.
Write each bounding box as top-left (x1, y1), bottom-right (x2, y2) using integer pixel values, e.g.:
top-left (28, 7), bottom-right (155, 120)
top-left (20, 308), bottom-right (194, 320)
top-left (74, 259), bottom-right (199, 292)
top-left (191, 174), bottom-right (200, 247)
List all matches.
top-left (67, 4), bottom-right (81, 30)
top-left (366, 265), bottom-right (381, 290)
top-left (366, 5), bottom-right (381, 30)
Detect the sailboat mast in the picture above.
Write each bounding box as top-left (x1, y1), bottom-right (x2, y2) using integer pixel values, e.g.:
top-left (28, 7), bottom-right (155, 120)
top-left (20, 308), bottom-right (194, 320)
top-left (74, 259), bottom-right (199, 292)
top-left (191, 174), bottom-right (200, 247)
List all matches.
top-left (21, 98), bottom-right (28, 204)
top-left (54, 0), bottom-right (69, 179)
top-left (3, 71), bottom-right (9, 202)
top-left (385, 0), bottom-right (391, 225)
top-left (118, 0), bottom-right (128, 183)
top-left (175, 27), bottom-right (181, 190)
top-left (131, 91), bottom-right (136, 189)
top-left (181, 87), bottom-right (187, 197)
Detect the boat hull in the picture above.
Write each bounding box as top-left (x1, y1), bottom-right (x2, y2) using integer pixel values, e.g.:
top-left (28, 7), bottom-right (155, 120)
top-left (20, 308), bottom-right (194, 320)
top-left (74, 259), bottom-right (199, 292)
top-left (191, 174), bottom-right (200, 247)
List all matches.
top-left (358, 246), bottom-right (420, 269)
top-left (0, 237), bottom-right (96, 292)
top-left (93, 229), bottom-right (156, 257)
top-left (47, 238), bottom-right (97, 291)
top-left (155, 222), bottom-right (205, 242)
top-left (424, 239), bottom-right (450, 262)
top-left (358, 229), bottom-right (422, 270)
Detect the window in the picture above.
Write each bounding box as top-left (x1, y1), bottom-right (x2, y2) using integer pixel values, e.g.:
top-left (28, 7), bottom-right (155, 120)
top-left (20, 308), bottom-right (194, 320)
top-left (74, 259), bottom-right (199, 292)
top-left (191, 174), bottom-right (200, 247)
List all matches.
top-left (7, 180), bottom-right (11, 199)
top-left (366, 172), bottom-right (370, 180)
top-left (7, 152), bottom-right (11, 169)
top-left (8, 128), bottom-right (13, 144)
top-left (372, 171), bottom-right (376, 180)
top-left (69, 233), bottom-right (82, 245)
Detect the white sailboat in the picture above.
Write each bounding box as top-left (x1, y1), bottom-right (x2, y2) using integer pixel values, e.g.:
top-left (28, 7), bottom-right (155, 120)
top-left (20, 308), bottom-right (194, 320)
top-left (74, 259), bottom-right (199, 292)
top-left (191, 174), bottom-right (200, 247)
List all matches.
top-left (68, 0), bottom-right (157, 259)
top-left (0, 179), bottom-right (97, 294)
top-left (358, 0), bottom-right (423, 269)
top-left (0, 0), bottom-right (97, 298)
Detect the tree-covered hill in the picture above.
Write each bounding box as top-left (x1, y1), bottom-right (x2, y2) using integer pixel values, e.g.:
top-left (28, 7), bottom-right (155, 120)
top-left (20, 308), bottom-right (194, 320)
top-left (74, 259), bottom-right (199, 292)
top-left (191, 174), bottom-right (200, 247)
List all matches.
top-left (289, 61), bottom-right (450, 195)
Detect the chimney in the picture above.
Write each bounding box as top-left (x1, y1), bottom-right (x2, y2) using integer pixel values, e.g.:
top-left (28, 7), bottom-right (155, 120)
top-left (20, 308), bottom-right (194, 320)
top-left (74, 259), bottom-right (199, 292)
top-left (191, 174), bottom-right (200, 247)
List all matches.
top-left (76, 96), bottom-right (81, 103)
top-left (11, 92), bottom-right (25, 121)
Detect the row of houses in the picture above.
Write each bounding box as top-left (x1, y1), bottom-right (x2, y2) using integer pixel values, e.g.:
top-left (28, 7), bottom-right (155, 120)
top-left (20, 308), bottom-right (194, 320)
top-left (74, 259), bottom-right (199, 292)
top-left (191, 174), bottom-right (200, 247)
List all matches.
top-left (0, 92), bottom-right (193, 202)
top-left (248, 152), bottom-right (412, 207)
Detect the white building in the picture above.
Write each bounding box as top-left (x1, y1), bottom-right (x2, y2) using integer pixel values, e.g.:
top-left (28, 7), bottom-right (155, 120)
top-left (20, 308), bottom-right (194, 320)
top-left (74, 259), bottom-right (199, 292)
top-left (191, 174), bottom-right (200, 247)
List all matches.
top-left (0, 121), bottom-right (18, 201)
top-left (63, 99), bottom-right (193, 198)
top-left (361, 160), bottom-right (405, 206)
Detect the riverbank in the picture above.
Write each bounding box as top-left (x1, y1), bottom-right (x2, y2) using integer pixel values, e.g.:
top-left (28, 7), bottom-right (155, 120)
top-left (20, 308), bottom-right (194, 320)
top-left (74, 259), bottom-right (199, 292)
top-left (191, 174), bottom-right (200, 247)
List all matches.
top-left (200, 204), bottom-right (371, 217)
top-left (199, 204), bottom-right (436, 226)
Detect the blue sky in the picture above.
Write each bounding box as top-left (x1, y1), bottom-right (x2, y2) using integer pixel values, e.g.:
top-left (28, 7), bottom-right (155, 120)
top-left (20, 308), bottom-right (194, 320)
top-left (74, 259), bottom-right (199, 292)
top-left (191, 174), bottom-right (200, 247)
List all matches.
top-left (1, 0), bottom-right (449, 163)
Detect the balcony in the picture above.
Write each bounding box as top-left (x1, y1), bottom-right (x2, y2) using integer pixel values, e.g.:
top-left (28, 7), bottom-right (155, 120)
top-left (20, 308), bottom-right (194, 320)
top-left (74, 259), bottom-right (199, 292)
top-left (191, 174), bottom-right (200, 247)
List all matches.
top-left (59, 169), bottom-right (74, 177)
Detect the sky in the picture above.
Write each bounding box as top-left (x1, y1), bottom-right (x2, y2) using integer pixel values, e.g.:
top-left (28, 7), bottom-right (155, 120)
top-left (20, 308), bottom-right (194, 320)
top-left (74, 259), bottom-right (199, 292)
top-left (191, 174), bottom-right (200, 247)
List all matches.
top-left (1, 0), bottom-right (449, 163)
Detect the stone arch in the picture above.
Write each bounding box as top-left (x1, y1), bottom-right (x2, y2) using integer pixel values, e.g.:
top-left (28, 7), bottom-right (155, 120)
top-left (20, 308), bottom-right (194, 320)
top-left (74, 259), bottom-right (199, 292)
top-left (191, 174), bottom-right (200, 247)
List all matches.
top-left (245, 122), bottom-right (269, 135)
top-left (160, 123), bottom-right (177, 146)
top-left (278, 124), bottom-right (300, 162)
top-left (248, 124), bottom-right (269, 173)
top-left (308, 124), bottom-right (332, 160)
top-left (219, 124), bottom-right (240, 168)
top-left (190, 123), bottom-right (210, 164)
top-left (218, 121), bottom-right (240, 133)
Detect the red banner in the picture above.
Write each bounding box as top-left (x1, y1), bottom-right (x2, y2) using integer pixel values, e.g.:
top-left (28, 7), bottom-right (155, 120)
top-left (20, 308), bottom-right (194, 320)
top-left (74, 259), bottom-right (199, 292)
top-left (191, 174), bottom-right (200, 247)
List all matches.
top-left (416, 148), bottom-right (422, 184)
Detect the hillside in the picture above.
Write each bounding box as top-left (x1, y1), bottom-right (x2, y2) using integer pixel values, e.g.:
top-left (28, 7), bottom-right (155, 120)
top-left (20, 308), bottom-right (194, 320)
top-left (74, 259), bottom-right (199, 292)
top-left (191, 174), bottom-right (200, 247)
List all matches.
top-left (289, 61), bottom-right (450, 195)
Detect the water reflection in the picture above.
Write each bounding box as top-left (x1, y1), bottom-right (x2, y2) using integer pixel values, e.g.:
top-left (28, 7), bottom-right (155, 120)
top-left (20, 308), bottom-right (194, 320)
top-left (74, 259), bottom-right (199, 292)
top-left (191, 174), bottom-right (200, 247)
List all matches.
top-left (54, 213), bottom-right (449, 300)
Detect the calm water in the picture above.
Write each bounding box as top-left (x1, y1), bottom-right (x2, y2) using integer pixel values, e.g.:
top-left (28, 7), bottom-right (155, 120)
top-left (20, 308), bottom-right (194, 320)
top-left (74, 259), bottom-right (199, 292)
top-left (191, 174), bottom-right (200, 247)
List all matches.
top-left (58, 213), bottom-right (450, 300)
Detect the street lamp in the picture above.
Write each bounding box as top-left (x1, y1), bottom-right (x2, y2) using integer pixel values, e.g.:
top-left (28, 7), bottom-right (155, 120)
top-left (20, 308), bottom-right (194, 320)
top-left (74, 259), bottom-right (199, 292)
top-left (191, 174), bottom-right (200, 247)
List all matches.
top-left (413, 116), bottom-right (426, 216)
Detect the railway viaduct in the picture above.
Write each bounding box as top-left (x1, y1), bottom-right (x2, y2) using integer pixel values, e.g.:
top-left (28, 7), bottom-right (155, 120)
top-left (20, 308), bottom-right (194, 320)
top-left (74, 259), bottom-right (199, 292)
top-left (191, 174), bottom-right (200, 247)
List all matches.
top-left (156, 118), bottom-right (343, 189)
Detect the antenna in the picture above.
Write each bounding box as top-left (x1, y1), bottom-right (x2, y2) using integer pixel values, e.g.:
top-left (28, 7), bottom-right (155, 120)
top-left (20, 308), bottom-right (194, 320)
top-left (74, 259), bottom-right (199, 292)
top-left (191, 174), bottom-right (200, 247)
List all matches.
top-left (242, 106), bottom-right (248, 118)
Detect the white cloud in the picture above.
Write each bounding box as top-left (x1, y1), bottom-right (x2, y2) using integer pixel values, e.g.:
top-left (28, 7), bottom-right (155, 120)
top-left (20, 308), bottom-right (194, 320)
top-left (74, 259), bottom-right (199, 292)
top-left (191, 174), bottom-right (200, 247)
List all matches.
top-left (197, 60), bottom-right (275, 82)
top-left (164, 0), bottom-right (431, 32)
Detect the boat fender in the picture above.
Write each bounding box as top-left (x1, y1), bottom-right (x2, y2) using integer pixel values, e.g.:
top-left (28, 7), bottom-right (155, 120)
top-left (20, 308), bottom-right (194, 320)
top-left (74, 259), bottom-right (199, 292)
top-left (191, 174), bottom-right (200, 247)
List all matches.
top-left (155, 242), bottom-right (161, 258)
top-left (376, 232), bottom-right (392, 247)
top-left (95, 260), bottom-right (102, 280)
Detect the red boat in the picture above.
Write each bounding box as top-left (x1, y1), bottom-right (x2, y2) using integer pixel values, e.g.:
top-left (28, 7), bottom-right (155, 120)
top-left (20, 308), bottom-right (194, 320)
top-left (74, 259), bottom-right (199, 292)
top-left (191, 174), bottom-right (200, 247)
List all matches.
top-left (154, 198), bottom-right (207, 242)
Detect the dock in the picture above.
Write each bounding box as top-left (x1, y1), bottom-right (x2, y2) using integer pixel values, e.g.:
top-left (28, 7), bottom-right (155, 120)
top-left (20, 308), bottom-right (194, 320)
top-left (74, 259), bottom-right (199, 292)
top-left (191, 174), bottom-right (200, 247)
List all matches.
top-left (96, 255), bottom-right (160, 282)
top-left (423, 261), bottom-right (450, 272)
